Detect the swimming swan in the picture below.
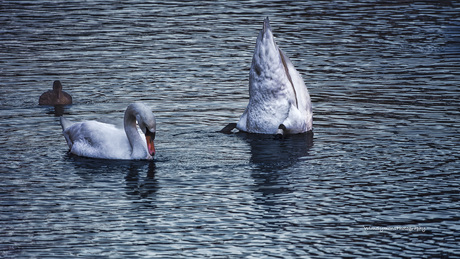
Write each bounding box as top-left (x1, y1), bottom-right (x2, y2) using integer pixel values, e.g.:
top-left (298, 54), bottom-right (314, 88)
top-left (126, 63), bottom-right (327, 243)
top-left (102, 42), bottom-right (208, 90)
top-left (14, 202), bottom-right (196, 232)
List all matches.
top-left (60, 103), bottom-right (156, 160)
top-left (39, 80), bottom-right (72, 106)
top-left (222, 17), bottom-right (312, 135)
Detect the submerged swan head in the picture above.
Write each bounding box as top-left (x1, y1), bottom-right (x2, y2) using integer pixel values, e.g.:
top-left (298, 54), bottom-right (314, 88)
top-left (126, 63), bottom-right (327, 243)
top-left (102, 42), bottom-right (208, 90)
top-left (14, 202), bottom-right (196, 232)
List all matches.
top-left (124, 103), bottom-right (156, 157)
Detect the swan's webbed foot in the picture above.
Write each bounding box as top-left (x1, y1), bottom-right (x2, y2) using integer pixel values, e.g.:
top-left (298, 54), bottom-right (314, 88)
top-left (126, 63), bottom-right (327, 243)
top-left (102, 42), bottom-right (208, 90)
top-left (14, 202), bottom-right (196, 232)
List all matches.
top-left (220, 123), bottom-right (237, 134)
top-left (275, 124), bottom-right (287, 139)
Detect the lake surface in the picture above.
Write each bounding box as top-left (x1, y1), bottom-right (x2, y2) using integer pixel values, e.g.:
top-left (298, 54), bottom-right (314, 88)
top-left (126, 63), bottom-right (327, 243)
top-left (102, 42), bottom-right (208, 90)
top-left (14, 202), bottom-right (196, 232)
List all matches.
top-left (1, 0), bottom-right (459, 257)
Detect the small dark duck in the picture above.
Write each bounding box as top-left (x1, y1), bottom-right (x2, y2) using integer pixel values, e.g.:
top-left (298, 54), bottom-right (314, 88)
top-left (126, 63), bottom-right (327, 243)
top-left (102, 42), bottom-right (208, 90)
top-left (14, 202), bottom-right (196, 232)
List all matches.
top-left (39, 80), bottom-right (72, 106)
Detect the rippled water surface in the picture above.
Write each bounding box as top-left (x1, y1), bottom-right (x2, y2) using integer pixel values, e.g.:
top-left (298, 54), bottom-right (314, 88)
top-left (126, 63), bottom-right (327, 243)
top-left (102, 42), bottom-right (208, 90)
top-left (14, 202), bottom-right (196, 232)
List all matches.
top-left (1, 1), bottom-right (460, 257)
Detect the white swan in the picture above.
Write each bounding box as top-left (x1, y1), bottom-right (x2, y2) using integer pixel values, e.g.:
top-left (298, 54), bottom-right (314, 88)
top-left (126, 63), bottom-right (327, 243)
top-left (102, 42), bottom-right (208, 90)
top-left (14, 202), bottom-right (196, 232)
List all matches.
top-left (60, 103), bottom-right (156, 160)
top-left (222, 17), bottom-right (312, 135)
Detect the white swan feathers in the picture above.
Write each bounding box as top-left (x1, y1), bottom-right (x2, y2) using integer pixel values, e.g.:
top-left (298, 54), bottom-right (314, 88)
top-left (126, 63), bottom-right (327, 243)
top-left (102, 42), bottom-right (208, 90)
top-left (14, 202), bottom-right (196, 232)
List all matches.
top-left (60, 103), bottom-right (156, 160)
top-left (236, 17), bottom-right (312, 135)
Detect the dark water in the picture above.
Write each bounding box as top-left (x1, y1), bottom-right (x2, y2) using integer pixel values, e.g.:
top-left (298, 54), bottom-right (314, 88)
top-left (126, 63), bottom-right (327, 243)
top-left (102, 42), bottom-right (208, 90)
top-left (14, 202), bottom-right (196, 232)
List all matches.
top-left (1, 0), bottom-right (460, 257)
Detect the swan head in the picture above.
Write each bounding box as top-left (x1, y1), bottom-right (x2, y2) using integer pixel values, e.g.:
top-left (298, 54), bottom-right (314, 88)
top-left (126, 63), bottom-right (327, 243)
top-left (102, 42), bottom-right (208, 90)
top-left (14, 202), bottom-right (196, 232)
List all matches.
top-left (138, 117), bottom-right (156, 157)
top-left (125, 103), bottom-right (156, 157)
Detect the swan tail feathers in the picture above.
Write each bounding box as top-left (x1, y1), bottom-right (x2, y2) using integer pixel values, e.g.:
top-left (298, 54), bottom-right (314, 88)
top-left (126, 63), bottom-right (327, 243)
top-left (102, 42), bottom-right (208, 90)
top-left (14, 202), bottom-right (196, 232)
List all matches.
top-left (60, 116), bottom-right (72, 131)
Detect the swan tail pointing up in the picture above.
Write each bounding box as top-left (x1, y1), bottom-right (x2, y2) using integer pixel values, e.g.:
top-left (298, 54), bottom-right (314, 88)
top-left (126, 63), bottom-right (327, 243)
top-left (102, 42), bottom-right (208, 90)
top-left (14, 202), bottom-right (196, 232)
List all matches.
top-left (60, 116), bottom-right (73, 131)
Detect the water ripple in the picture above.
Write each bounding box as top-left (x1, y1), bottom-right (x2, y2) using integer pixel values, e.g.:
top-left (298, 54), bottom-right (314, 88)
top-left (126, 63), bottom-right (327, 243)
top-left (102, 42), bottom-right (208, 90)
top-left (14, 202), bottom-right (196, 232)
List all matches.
top-left (1, 0), bottom-right (460, 258)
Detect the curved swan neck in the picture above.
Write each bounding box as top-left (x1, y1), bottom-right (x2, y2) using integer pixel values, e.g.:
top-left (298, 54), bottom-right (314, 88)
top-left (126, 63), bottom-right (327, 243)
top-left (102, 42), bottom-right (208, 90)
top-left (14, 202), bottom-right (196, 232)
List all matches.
top-left (124, 105), bottom-right (147, 158)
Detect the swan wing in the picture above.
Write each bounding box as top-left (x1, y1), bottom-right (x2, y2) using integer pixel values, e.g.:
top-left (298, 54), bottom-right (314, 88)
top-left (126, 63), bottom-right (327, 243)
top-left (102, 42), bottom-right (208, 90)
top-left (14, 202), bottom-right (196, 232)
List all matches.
top-left (278, 49), bottom-right (313, 132)
top-left (63, 120), bottom-right (132, 159)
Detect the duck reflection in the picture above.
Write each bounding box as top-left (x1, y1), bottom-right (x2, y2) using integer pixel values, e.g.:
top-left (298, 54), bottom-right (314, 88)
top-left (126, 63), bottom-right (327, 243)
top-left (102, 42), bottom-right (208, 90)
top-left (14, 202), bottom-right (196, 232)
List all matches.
top-left (41, 104), bottom-right (70, 116)
top-left (44, 105), bottom-right (68, 116)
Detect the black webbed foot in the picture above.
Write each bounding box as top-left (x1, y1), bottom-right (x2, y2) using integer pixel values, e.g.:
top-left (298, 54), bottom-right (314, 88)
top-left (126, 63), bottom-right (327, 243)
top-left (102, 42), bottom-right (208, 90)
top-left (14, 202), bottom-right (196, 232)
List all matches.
top-left (275, 124), bottom-right (287, 139)
top-left (220, 123), bottom-right (237, 134)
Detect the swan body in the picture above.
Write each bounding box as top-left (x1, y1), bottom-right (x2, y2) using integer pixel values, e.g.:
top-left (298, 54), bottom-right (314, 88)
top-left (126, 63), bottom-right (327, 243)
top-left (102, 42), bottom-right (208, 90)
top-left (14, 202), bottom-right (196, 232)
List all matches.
top-left (60, 103), bottom-right (156, 160)
top-left (39, 80), bottom-right (72, 105)
top-left (236, 17), bottom-right (312, 134)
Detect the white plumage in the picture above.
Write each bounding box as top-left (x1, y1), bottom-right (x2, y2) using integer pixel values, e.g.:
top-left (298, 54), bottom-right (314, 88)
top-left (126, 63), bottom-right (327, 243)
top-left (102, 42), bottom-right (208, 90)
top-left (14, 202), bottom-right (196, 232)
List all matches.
top-left (60, 103), bottom-right (156, 160)
top-left (236, 17), bottom-right (312, 135)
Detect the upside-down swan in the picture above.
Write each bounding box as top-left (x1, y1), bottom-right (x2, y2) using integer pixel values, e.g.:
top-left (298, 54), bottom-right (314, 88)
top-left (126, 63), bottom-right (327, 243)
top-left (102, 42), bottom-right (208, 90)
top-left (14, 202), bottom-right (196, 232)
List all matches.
top-left (222, 17), bottom-right (312, 136)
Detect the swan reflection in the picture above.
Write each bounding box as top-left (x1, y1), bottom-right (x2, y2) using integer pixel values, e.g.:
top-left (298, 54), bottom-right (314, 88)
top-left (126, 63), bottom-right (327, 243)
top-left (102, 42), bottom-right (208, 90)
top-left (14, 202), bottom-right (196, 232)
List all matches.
top-left (238, 132), bottom-right (313, 172)
top-left (68, 156), bottom-right (158, 199)
top-left (125, 162), bottom-right (158, 199)
top-left (239, 132), bottom-right (313, 222)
